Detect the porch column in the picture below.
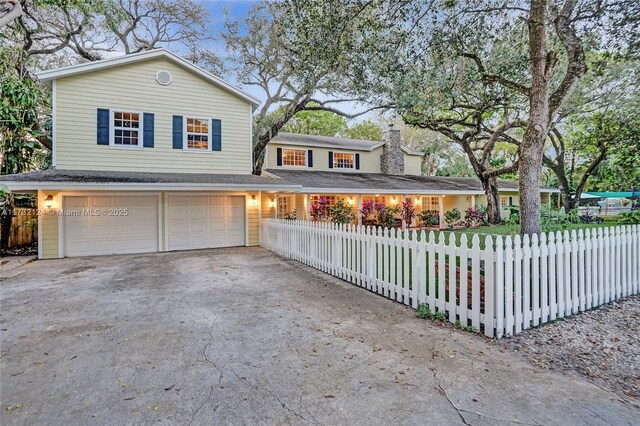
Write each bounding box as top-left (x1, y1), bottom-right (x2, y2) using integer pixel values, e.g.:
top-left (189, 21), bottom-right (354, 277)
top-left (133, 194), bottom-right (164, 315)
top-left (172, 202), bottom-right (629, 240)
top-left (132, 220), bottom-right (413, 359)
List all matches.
top-left (548, 193), bottom-right (552, 209)
top-left (439, 195), bottom-right (445, 229)
top-left (357, 195), bottom-right (363, 226)
top-left (306, 194), bottom-right (311, 220)
top-left (471, 195), bottom-right (476, 208)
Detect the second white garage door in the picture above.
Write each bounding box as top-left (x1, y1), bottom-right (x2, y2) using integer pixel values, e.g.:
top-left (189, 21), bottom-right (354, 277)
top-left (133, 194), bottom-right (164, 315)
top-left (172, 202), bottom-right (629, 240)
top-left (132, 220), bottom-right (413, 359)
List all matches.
top-left (167, 195), bottom-right (245, 251)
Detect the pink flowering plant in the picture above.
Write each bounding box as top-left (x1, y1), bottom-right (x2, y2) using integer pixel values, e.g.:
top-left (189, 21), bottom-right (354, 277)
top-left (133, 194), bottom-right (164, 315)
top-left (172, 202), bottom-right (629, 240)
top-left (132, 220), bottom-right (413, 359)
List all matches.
top-left (401, 198), bottom-right (416, 228)
top-left (360, 200), bottom-right (375, 224)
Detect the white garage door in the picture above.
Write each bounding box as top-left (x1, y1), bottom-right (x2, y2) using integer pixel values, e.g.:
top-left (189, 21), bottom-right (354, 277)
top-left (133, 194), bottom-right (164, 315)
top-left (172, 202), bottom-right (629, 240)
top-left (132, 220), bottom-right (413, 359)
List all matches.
top-left (167, 195), bottom-right (245, 251)
top-left (63, 195), bottom-right (159, 257)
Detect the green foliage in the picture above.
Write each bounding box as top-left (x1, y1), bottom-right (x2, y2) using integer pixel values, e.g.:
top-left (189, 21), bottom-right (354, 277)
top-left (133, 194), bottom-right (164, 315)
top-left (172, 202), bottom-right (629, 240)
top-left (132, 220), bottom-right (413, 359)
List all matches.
top-left (416, 304), bottom-right (434, 319)
top-left (281, 103), bottom-right (348, 136)
top-left (419, 210), bottom-right (439, 227)
top-left (454, 320), bottom-right (476, 333)
top-left (283, 209), bottom-right (298, 220)
top-left (376, 204), bottom-right (400, 228)
top-left (0, 50), bottom-right (50, 175)
top-left (616, 211), bottom-right (640, 224)
top-left (342, 120), bottom-right (382, 141)
top-left (327, 200), bottom-right (355, 224)
top-left (444, 208), bottom-right (461, 228)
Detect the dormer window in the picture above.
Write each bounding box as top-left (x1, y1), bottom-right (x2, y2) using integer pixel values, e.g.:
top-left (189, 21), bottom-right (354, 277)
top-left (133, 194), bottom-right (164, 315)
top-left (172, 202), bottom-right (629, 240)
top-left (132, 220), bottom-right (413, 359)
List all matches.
top-left (282, 149), bottom-right (307, 166)
top-left (333, 152), bottom-right (354, 169)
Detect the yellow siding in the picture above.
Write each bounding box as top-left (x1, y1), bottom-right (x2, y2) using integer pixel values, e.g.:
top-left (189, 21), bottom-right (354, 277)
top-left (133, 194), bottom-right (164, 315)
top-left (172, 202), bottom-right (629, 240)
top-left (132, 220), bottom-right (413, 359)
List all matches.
top-left (247, 192), bottom-right (260, 246)
top-left (266, 143), bottom-right (423, 175)
top-left (443, 195), bottom-right (471, 215)
top-left (261, 193), bottom-right (277, 219)
top-left (39, 190), bottom-right (60, 259)
top-left (404, 155), bottom-right (422, 176)
top-left (55, 57), bottom-right (252, 174)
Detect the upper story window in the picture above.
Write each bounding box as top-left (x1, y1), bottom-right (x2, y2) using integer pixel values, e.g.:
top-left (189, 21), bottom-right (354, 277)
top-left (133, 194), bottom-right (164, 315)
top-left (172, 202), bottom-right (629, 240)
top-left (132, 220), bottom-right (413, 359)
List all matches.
top-left (282, 149), bottom-right (307, 166)
top-left (500, 196), bottom-right (511, 207)
top-left (112, 111), bottom-right (142, 147)
top-left (333, 152), bottom-right (354, 169)
top-left (185, 117), bottom-right (210, 151)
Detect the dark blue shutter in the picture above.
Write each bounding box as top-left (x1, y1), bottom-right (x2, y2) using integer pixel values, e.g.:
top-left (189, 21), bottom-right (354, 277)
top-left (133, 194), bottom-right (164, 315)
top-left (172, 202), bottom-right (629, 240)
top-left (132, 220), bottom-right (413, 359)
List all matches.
top-left (307, 149), bottom-right (313, 167)
top-left (211, 119), bottom-right (222, 151)
top-left (277, 148), bottom-right (283, 166)
top-left (328, 151), bottom-right (334, 168)
top-left (97, 108), bottom-right (109, 145)
top-left (355, 153), bottom-right (360, 170)
top-left (143, 113), bottom-right (154, 148)
top-left (172, 115), bottom-right (183, 149)
top-left (509, 196), bottom-right (513, 206)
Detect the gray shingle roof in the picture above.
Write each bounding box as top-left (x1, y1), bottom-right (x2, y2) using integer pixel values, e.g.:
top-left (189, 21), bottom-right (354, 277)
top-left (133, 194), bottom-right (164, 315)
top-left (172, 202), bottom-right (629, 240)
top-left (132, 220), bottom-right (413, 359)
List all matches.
top-left (0, 169), bottom-right (297, 189)
top-left (266, 170), bottom-right (554, 194)
top-left (272, 132), bottom-right (422, 155)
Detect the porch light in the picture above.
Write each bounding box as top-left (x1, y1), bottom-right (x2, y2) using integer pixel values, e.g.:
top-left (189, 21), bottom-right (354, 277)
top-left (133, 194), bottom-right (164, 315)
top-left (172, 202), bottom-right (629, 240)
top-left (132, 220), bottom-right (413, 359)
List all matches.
top-left (414, 198), bottom-right (421, 204)
top-left (348, 197), bottom-right (355, 205)
top-left (269, 197), bottom-right (276, 208)
top-left (390, 197), bottom-right (397, 204)
top-left (442, 194), bottom-right (446, 198)
top-left (44, 195), bottom-right (54, 209)
top-left (250, 195), bottom-right (257, 206)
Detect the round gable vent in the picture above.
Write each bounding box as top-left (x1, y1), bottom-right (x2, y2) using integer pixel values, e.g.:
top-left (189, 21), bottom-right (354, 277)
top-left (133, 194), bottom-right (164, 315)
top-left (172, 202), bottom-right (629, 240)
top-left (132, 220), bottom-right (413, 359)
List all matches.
top-left (156, 70), bottom-right (172, 85)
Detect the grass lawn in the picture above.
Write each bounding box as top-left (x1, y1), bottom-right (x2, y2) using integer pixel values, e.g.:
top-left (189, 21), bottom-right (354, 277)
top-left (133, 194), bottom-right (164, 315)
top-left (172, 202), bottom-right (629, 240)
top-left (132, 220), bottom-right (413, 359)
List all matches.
top-left (441, 222), bottom-right (612, 248)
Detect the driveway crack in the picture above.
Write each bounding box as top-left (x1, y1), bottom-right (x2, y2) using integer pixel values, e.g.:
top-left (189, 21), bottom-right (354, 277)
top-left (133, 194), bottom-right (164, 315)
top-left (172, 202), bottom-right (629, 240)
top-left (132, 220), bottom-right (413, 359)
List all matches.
top-left (189, 385), bottom-right (214, 426)
top-left (265, 387), bottom-right (321, 425)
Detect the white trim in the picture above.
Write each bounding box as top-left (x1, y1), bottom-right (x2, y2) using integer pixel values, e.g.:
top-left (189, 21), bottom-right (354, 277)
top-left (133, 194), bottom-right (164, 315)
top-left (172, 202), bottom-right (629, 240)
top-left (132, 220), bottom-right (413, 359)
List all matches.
top-left (155, 70), bottom-right (172, 85)
top-left (36, 49), bottom-right (261, 107)
top-left (182, 116), bottom-right (213, 152)
top-left (332, 151), bottom-right (356, 170)
top-left (37, 190), bottom-right (43, 259)
top-left (249, 104), bottom-right (254, 173)
top-left (163, 192), bottom-right (169, 252)
top-left (51, 81), bottom-right (57, 167)
top-left (58, 191), bottom-right (162, 258)
top-left (1, 182), bottom-right (302, 191)
top-left (245, 194), bottom-right (250, 246)
top-left (109, 109), bottom-right (144, 149)
top-left (299, 188), bottom-right (486, 195)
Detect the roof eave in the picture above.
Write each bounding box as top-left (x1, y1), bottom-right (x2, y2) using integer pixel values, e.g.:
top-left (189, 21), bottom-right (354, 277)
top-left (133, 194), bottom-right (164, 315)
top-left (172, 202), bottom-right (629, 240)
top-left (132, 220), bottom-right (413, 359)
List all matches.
top-left (1, 181), bottom-right (301, 191)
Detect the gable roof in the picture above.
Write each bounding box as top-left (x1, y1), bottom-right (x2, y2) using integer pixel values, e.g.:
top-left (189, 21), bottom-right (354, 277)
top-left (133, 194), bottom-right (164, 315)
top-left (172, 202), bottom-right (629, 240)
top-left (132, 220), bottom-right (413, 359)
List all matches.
top-left (272, 132), bottom-right (423, 156)
top-left (36, 48), bottom-right (261, 107)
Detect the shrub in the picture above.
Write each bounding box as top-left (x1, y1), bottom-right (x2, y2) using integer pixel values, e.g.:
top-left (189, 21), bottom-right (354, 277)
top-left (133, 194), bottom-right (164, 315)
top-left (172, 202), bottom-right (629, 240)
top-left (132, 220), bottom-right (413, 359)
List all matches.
top-left (419, 210), bottom-right (439, 227)
top-left (327, 199), bottom-right (355, 224)
top-left (464, 207), bottom-right (484, 227)
top-left (617, 210), bottom-right (640, 224)
top-left (444, 208), bottom-right (461, 228)
top-left (360, 200), bottom-right (375, 224)
top-left (283, 209), bottom-right (298, 220)
top-left (375, 203), bottom-right (400, 228)
top-left (401, 198), bottom-right (416, 228)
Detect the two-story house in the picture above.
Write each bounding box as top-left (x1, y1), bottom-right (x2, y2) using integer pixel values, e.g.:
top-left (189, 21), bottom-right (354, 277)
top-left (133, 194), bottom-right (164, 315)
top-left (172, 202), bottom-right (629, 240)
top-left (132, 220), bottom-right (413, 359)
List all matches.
top-left (1, 49), bottom-right (556, 259)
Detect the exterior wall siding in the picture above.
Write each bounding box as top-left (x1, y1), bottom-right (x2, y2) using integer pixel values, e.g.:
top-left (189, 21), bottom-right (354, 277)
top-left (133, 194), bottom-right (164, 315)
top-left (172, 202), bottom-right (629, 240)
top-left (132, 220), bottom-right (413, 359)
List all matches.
top-left (266, 143), bottom-right (422, 175)
top-left (55, 57), bottom-right (252, 174)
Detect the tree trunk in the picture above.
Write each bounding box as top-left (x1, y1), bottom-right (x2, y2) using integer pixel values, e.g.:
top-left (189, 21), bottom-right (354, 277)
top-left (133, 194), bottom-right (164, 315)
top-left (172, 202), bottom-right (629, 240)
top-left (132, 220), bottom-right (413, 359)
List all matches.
top-left (519, 0), bottom-right (550, 235)
top-left (481, 177), bottom-right (502, 225)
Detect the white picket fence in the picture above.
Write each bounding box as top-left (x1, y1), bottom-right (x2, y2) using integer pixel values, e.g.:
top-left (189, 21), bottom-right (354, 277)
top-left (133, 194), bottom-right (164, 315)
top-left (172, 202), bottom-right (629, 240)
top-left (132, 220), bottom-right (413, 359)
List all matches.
top-left (261, 220), bottom-right (640, 338)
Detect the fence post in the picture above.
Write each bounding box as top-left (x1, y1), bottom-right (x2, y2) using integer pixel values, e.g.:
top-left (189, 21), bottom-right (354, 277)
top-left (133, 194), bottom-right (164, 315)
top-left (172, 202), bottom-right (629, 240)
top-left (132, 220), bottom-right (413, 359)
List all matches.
top-left (459, 234), bottom-right (469, 327)
top-left (495, 235), bottom-right (504, 339)
top-left (483, 235), bottom-right (495, 338)
top-left (504, 235), bottom-right (514, 337)
top-left (470, 234), bottom-right (481, 331)
top-left (514, 234), bottom-right (523, 333)
top-left (531, 233), bottom-right (540, 326)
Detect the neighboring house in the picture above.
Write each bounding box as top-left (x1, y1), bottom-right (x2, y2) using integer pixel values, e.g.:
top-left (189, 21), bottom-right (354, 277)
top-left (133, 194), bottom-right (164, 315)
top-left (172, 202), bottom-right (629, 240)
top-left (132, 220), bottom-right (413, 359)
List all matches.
top-left (0, 49), bottom-right (556, 259)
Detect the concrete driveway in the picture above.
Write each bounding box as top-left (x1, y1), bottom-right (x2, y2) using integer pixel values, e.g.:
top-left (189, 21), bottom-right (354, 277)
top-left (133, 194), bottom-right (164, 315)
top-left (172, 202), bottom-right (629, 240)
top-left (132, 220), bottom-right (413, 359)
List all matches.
top-left (1, 248), bottom-right (638, 425)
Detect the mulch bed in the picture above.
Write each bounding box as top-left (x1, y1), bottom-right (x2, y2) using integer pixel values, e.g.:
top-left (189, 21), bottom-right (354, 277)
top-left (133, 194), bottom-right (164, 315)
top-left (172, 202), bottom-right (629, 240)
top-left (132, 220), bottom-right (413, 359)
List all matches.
top-left (0, 242), bottom-right (37, 258)
top-left (501, 295), bottom-right (640, 399)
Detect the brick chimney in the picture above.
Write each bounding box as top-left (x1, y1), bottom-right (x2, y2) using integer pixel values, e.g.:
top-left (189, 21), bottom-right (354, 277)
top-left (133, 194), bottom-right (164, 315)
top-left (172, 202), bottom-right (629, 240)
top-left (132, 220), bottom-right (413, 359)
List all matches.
top-left (380, 124), bottom-right (404, 175)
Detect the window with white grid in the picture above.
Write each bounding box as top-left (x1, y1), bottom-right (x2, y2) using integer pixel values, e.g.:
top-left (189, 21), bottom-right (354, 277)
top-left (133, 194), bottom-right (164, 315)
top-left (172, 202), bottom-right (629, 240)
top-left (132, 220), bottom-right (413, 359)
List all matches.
top-left (282, 149), bottom-right (307, 166)
top-left (112, 111), bottom-right (141, 147)
top-left (333, 153), bottom-right (354, 169)
top-left (185, 118), bottom-right (210, 150)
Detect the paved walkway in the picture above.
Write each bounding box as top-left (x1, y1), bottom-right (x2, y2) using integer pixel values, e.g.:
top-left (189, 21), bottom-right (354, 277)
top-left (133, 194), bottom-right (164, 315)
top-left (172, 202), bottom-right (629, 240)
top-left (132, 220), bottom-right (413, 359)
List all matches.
top-left (1, 248), bottom-right (638, 425)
